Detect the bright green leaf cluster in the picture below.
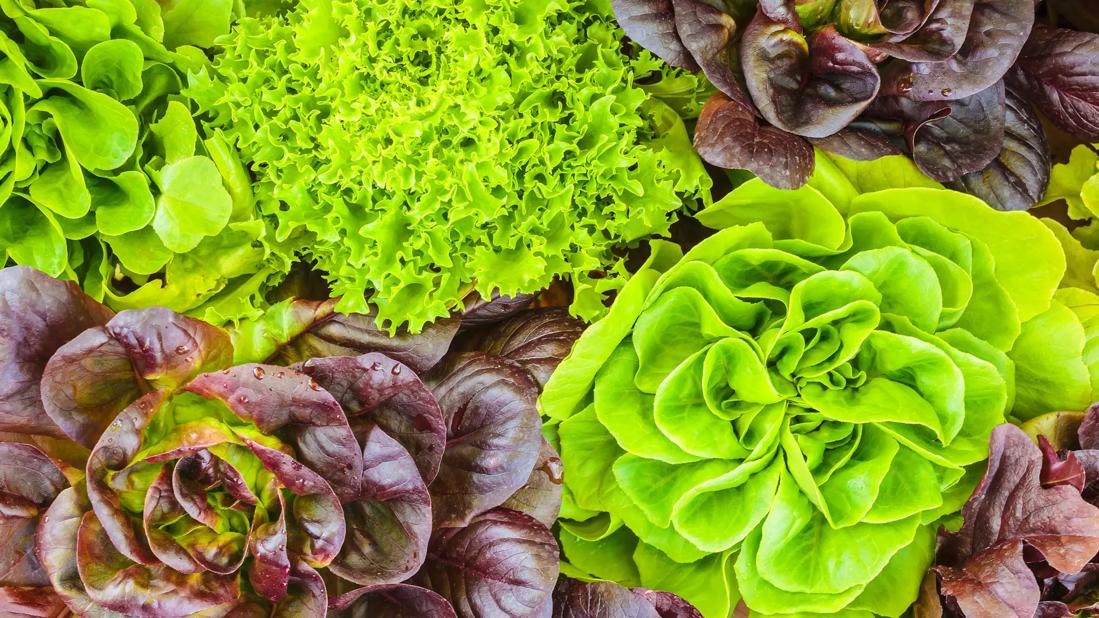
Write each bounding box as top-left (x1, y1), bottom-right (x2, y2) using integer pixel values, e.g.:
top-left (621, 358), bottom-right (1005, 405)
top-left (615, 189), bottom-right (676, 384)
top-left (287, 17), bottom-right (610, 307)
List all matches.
top-left (0, 0), bottom-right (282, 324)
top-left (541, 153), bottom-right (1072, 617)
top-left (1026, 144), bottom-right (1099, 419)
top-left (188, 0), bottom-right (712, 332)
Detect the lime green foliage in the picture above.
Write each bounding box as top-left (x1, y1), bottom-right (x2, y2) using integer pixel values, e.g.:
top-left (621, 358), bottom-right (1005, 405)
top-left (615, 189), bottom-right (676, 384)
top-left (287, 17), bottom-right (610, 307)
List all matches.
top-left (1027, 144), bottom-right (1099, 419)
top-left (189, 0), bottom-right (711, 332)
top-left (0, 0), bottom-right (281, 323)
top-left (541, 152), bottom-right (1069, 617)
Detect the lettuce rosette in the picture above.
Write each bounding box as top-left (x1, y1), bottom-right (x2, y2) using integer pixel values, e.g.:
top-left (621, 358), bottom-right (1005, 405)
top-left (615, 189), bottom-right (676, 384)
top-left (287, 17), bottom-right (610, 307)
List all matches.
top-left (541, 155), bottom-right (1070, 617)
top-left (0, 266), bottom-right (583, 617)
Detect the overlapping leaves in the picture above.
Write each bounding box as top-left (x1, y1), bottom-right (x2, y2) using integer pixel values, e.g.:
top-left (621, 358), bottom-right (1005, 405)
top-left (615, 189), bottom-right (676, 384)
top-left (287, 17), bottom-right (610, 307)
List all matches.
top-left (186, 0), bottom-right (713, 332)
top-left (920, 407), bottom-right (1099, 618)
top-left (611, 0), bottom-right (1099, 210)
top-left (541, 154), bottom-right (1074, 616)
top-left (0, 265), bottom-right (643, 617)
top-left (0, 0), bottom-right (279, 323)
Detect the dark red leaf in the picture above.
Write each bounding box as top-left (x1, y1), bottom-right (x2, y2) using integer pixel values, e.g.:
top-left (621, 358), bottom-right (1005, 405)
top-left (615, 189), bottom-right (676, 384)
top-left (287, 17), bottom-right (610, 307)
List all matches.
top-left (1008, 25), bottom-right (1099, 141)
top-left (0, 443), bottom-right (68, 616)
top-left (248, 494), bottom-right (291, 602)
top-left (76, 511), bottom-right (238, 617)
top-left (945, 89), bottom-right (1050, 210)
top-left (460, 293), bottom-right (537, 329)
top-left (0, 266), bottom-right (113, 437)
top-left (184, 365), bottom-right (364, 503)
top-left (611, 0), bottom-right (698, 70)
top-left (328, 583), bottom-right (457, 617)
top-left (414, 509), bottom-right (559, 618)
top-left (811, 123), bottom-right (904, 161)
top-left (242, 440), bottom-right (346, 568)
top-left (671, 0), bottom-right (750, 106)
top-left (425, 354), bottom-right (542, 528)
top-left (552, 580), bottom-right (662, 618)
top-left (938, 541), bottom-right (1039, 618)
top-left (501, 438), bottom-right (564, 528)
top-left (266, 300), bottom-right (459, 374)
top-left (85, 392), bottom-right (166, 566)
top-left (874, 0), bottom-right (975, 62)
top-left (36, 486), bottom-right (124, 618)
top-left (873, 80), bottom-right (1006, 181)
top-left (936, 424), bottom-right (1099, 618)
top-left (898, 0), bottom-right (1034, 101)
top-left (40, 308), bottom-right (232, 448)
top-left (329, 423), bottom-right (432, 586)
top-left (1079, 403), bottom-right (1099, 450)
top-left (297, 354), bottom-right (446, 485)
top-left (455, 308), bottom-right (585, 389)
top-left (1038, 436), bottom-right (1087, 492)
top-left (740, 10), bottom-right (880, 138)
top-left (693, 93), bottom-right (814, 189)
top-left (632, 588), bottom-right (704, 618)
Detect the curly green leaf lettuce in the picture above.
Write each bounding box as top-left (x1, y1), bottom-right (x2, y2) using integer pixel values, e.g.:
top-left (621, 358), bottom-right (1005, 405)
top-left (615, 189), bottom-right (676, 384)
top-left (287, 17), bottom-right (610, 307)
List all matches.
top-left (188, 0), bottom-right (712, 332)
top-left (542, 153), bottom-right (1070, 617)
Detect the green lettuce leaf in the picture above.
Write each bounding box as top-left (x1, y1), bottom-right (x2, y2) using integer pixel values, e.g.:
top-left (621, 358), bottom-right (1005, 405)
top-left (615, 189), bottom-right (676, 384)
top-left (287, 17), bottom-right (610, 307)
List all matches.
top-left (545, 153), bottom-right (1067, 617)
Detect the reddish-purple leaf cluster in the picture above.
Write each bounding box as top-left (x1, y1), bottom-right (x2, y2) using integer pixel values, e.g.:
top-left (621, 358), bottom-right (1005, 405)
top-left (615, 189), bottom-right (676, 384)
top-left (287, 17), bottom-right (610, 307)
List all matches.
top-left (613, 0), bottom-right (1099, 210)
top-left (0, 267), bottom-right (701, 618)
top-left (922, 406), bottom-right (1099, 618)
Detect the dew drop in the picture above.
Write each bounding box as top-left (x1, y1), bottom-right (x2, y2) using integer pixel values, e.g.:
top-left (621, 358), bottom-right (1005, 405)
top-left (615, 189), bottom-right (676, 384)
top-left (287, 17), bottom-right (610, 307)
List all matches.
top-left (542, 460), bottom-right (564, 484)
top-left (237, 395), bottom-right (250, 404)
top-left (253, 367), bottom-right (266, 380)
top-left (940, 87), bottom-right (953, 96)
top-left (391, 364), bottom-right (402, 375)
top-left (175, 345), bottom-right (190, 355)
top-left (222, 369), bottom-right (231, 375)
top-left (308, 379), bottom-right (321, 391)
top-left (368, 362), bottom-right (381, 371)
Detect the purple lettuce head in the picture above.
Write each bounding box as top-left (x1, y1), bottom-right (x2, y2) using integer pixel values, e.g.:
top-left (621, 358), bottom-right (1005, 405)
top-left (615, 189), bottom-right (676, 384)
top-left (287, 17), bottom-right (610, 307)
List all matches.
top-left (0, 266), bottom-right (701, 618)
top-left (612, 0), bottom-right (1099, 210)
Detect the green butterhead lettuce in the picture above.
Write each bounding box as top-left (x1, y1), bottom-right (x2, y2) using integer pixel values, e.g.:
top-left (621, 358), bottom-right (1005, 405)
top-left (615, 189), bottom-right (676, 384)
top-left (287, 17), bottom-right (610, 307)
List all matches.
top-left (0, 0), bottom-right (283, 324)
top-left (1019, 144), bottom-right (1099, 419)
top-left (188, 0), bottom-right (711, 333)
top-left (542, 153), bottom-right (1068, 617)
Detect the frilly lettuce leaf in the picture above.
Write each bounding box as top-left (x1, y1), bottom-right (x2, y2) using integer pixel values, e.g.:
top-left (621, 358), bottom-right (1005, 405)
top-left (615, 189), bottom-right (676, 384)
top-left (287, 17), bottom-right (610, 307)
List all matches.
top-left (188, 0), bottom-right (712, 333)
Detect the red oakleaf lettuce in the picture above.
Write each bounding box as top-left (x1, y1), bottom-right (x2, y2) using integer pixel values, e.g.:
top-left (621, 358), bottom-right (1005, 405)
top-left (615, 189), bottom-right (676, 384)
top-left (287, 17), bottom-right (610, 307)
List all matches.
top-left (925, 408), bottom-right (1099, 617)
